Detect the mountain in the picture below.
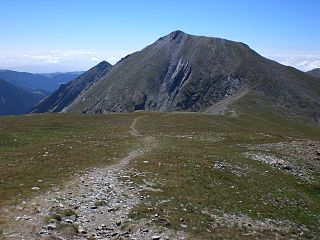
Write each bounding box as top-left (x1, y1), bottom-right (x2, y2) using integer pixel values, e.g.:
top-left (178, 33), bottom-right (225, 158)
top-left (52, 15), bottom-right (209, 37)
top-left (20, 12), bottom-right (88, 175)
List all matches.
top-left (0, 78), bottom-right (44, 115)
top-left (31, 61), bottom-right (112, 113)
top-left (0, 70), bottom-right (82, 92)
top-left (32, 31), bottom-right (320, 123)
top-left (307, 68), bottom-right (320, 78)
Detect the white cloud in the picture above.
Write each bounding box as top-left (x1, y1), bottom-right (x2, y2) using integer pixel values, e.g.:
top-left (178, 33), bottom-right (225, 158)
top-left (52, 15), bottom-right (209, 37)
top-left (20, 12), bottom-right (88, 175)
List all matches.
top-left (6, 48), bottom-right (319, 73)
top-left (23, 54), bottom-right (60, 64)
top-left (91, 57), bottom-right (99, 63)
top-left (261, 52), bottom-right (320, 71)
top-left (0, 49), bottom-right (131, 72)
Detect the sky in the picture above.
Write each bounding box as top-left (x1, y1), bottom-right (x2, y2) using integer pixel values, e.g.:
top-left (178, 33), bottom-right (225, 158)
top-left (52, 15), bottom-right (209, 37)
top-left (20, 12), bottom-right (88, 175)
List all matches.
top-left (0, 0), bottom-right (319, 73)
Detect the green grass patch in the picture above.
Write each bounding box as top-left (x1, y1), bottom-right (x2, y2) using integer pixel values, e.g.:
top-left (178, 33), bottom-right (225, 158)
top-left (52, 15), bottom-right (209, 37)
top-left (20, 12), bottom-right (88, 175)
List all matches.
top-left (1, 112), bottom-right (320, 239)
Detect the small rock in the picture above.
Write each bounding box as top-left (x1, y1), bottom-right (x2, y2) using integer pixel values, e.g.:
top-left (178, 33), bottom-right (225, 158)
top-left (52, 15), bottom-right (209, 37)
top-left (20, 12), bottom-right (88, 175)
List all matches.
top-left (47, 223), bottom-right (56, 230)
top-left (39, 229), bottom-right (48, 235)
top-left (152, 236), bottom-right (161, 240)
top-left (31, 186), bottom-right (40, 190)
top-left (64, 219), bottom-right (74, 224)
top-left (282, 165), bottom-right (292, 170)
top-left (116, 221), bottom-right (121, 226)
top-left (107, 208), bottom-right (114, 212)
top-left (77, 226), bottom-right (87, 234)
top-left (121, 231), bottom-right (130, 237)
top-left (213, 163), bottom-right (226, 169)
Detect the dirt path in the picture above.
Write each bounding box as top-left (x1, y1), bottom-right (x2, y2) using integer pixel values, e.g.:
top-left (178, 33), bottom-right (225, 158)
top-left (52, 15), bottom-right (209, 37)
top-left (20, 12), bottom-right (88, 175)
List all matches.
top-left (129, 115), bottom-right (143, 137)
top-left (1, 115), bottom-right (186, 240)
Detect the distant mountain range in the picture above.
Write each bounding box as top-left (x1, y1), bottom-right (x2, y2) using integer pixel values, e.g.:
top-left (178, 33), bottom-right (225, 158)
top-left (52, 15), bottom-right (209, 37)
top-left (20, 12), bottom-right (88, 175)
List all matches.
top-left (0, 78), bottom-right (44, 115)
top-left (32, 31), bottom-right (320, 124)
top-left (307, 68), bottom-right (320, 78)
top-left (0, 70), bottom-right (83, 116)
top-left (0, 70), bottom-right (82, 93)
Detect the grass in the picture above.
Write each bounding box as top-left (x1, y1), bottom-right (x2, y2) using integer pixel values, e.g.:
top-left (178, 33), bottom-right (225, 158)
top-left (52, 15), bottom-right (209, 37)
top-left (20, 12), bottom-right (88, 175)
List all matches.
top-left (128, 112), bottom-right (320, 239)
top-left (0, 113), bottom-right (137, 206)
top-left (0, 112), bottom-right (320, 239)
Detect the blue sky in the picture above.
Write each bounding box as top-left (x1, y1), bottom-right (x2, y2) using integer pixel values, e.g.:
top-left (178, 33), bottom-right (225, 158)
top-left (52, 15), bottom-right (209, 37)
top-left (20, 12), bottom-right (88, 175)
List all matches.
top-left (0, 0), bottom-right (319, 72)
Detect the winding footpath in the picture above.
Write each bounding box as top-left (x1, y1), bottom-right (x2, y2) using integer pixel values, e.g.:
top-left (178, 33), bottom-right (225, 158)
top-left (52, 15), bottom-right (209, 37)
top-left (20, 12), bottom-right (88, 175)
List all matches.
top-left (2, 116), bottom-right (186, 240)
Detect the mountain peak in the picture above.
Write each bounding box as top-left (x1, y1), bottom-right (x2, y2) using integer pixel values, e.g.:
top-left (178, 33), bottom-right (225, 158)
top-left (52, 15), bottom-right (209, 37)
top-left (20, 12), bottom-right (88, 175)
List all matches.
top-left (306, 68), bottom-right (320, 78)
top-left (95, 60), bottom-right (112, 68)
top-left (169, 30), bottom-right (186, 40)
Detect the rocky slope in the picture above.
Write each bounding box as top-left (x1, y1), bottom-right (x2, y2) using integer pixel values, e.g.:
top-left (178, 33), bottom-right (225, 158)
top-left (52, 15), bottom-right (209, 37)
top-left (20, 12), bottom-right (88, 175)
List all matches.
top-left (307, 68), bottom-right (320, 78)
top-left (33, 31), bottom-right (320, 123)
top-left (31, 61), bottom-right (112, 113)
top-left (0, 78), bottom-right (44, 115)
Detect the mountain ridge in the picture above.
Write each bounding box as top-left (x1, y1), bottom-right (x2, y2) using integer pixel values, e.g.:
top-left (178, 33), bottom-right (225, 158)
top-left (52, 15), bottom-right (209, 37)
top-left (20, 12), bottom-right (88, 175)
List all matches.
top-left (31, 61), bottom-right (112, 113)
top-left (0, 70), bottom-right (82, 92)
top-left (32, 31), bottom-right (320, 124)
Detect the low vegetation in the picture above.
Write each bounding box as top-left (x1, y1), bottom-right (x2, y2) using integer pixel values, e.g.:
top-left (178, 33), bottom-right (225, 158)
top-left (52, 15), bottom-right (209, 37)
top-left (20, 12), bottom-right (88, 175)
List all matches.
top-left (128, 112), bottom-right (320, 238)
top-left (0, 112), bottom-right (319, 239)
top-left (0, 113), bottom-right (137, 207)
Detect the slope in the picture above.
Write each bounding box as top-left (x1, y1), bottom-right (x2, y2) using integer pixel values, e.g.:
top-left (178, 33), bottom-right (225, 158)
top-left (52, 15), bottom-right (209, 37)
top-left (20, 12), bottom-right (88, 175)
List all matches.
top-left (31, 61), bottom-right (112, 113)
top-left (307, 68), bottom-right (320, 78)
top-left (0, 78), bottom-right (43, 115)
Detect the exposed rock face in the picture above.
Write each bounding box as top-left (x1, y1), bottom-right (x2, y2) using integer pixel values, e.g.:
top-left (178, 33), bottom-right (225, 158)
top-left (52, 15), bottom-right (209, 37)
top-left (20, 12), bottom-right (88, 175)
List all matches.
top-left (31, 61), bottom-right (112, 113)
top-left (32, 31), bottom-right (320, 123)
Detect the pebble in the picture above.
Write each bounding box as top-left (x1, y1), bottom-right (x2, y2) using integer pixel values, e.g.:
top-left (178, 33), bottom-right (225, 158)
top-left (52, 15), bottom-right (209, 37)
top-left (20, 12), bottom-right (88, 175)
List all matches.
top-left (47, 223), bottom-right (56, 230)
top-left (77, 226), bottom-right (87, 234)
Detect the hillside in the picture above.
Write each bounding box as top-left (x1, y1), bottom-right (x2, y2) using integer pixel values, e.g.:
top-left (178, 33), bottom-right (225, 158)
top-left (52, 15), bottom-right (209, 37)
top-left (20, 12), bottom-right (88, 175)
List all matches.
top-left (307, 68), bottom-right (320, 78)
top-left (31, 61), bottom-right (112, 113)
top-left (0, 70), bottom-right (81, 92)
top-left (41, 31), bottom-right (319, 124)
top-left (0, 78), bottom-right (44, 115)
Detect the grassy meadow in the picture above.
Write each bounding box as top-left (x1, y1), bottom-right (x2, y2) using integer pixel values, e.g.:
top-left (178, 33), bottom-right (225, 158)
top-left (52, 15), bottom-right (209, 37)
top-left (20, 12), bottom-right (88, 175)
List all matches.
top-left (0, 112), bottom-right (319, 239)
